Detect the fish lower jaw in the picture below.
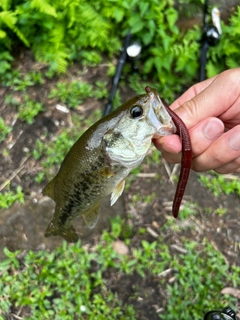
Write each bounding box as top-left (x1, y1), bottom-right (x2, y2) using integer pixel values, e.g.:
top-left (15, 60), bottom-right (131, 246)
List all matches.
top-left (153, 127), bottom-right (175, 138)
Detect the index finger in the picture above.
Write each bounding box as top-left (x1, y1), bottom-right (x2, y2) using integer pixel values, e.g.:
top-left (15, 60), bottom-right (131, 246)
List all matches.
top-left (170, 75), bottom-right (217, 111)
top-left (171, 68), bottom-right (240, 129)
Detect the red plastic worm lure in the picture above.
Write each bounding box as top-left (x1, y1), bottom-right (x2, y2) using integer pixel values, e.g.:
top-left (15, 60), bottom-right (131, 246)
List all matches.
top-left (145, 86), bottom-right (192, 218)
top-left (163, 103), bottom-right (192, 218)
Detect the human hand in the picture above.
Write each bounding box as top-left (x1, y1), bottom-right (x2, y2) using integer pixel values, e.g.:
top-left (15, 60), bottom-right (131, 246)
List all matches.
top-left (154, 68), bottom-right (240, 173)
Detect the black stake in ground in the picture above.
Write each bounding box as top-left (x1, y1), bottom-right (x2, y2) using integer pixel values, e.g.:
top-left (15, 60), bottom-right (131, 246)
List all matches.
top-left (103, 33), bottom-right (132, 116)
top-left (199, 0), bottom-right (221, 81)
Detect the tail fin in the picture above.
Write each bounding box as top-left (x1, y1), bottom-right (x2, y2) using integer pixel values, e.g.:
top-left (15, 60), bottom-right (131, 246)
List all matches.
top-left (45, 221), bottom-right (78, 243)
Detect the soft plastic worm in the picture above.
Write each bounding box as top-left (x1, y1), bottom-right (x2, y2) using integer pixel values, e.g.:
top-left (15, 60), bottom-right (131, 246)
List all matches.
top-left (163, 103), bottom-right (192, 218)
top-left (145, 86), bottom-right (192, 218)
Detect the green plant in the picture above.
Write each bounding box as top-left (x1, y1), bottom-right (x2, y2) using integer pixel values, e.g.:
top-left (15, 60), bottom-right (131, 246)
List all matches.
top-left (49, 80), bottom-right (93, 108)
top-left (207, 6), bottom-right (240, 77)
top-left (199, 171), bottom-right (240, 197)
top-left (41, 130), bottom-right (76, 168)
top-left (93, 80), bottom-right (109, 99)
top-left (5, 93), bottom-right (20, 106)
top-left (34, 171), bottom-right (45, 184)
top-left (6, 93), bottom-right (43, 124)
top-left (0, 244), bottom-right (135, 319)
top-left (0, 185), bottom-right (24, 209)
top-left (0, 218), bottom-right (238, 319)
top-left (32, 139), bottom-right (46, 160)
top-left (0, 117), bottom-right (12, 142)
top-left (164, 239), bottom-right (237, 319)
top-left (3, 70), bottom-right (44, 90)
top-left (0, 0), bottom-right (200, 95)
top-left (18, 94), bottom-right (44, 124)
top-left (1, 0), bottom-right (239, 99)
top-left (0, 51), bottom-right (14, 75)
top-left (179, 201), bottom-right (197, 220)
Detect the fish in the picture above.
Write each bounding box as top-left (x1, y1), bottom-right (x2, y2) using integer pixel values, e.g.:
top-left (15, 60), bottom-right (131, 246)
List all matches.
top-left (43, 87), bottom-right (176, 242)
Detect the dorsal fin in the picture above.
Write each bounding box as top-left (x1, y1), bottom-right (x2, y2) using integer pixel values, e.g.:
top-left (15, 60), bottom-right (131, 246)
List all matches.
top-left (82, 202), bottom-right (101, 229)
top-left (42, 177), bottom-right (56, 200)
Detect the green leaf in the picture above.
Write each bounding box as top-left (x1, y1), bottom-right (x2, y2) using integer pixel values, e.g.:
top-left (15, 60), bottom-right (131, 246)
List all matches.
top-left (0, 29), bottom-right (7, 38)
top-left (30, 0), bottom-right (57, 17)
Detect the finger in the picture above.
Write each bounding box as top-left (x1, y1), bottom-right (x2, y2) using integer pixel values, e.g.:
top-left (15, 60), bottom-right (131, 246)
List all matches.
top-left (172, 68), bottom-right (240, 129)
top-left (214, 156), bottom-right (240, 174)
top-left (191, 126), bottom-right (240, 172)
top-left (189, 117), bottom-right (224, 156)
top-left (234, 167), bottom-right (240, 174)
top-left (153, 117), bottom-right (224, 161)
top-left (153, 135), bottom-right (182, 164)
top-left (170, 75), bottom-right (217, 110)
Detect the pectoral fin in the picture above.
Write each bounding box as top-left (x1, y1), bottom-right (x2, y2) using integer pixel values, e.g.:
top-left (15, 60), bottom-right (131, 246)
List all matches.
top-left (82, 202), bottom-right (101, 229)
top-left (110, 179), bottom-right (125, 206)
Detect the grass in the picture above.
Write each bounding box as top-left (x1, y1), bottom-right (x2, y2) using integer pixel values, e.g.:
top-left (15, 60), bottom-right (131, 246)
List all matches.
top-left (199, 171), bottom-right (240, 197)
top-left (0, 218), bottom-right (238, 319)
top-left (48, 79), bottom-right (109, 109)
top-left (0, 185), bottom-right (24, 209)
top-left (0, 117), bottom-right (12, 142)
top-left (5, 93), bottom-right (44, 124)
top-left (2, 70), bottom-right (44, 91)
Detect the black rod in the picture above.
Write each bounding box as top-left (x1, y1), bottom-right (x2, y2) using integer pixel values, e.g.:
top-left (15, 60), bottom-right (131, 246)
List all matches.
top-left (103, 32), bottom-right (131, 116)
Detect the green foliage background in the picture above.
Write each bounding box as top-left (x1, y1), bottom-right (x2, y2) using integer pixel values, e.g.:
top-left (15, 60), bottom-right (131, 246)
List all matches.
top-left (0, 0), bottom-right (239, 99)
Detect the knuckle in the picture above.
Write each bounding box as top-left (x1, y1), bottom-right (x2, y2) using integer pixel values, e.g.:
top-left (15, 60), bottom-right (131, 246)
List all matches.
top-left (180, 100), bottom-right (199, 125)
top-left (220, 68), bottom-right (240, 93)
top-left (191, 162), bottom-right (205, 172)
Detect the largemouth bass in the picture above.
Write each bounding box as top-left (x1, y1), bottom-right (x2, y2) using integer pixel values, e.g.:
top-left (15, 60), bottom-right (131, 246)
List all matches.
top-left (43, 87), bottom-right (176, 242)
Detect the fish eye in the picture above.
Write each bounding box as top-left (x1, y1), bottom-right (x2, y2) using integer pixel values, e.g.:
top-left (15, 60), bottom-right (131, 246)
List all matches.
top-left (130, 105), bottom-right (143, 118)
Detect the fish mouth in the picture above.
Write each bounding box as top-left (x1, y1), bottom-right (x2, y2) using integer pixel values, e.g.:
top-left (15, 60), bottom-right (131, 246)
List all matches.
top-left (147, 89), bottom-right (176, 137)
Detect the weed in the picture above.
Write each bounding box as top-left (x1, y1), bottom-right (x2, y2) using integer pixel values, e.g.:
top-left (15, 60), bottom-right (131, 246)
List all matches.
top-left (0, 219), bottom-right (238, 318)
top-left (164, 239), bottom-right (237, 319)
top-left (34, 171), bottom-right (46, 184)
top-left (18, 94), bottom-right (44, 124)
top-left (41, 131), bottom-right (76, 168)
top-left (2, 71), bottom-right (44, 91)
top-left (214, 207), bottom-right (227, 215)
top-left (32, 139), bottom-right (46, 160)
top-left (0, 185), bottom-right (24, 209)
top-left (5, 94), bottom-right (20, 106)
top-left (0, 244), bottom-right (135, 319)
top-left (179, 202), bottom-right (198, 220)
top-left (49, 80), bottom-right (93, 108)
top-left (93, 80), bottom-right (109, 99)
top-left (0, 117), bottom-right (12, 142)
top-left (199, 172), bottom-right (240, 197)
top-left (6, 93), bottom-right (43, 124)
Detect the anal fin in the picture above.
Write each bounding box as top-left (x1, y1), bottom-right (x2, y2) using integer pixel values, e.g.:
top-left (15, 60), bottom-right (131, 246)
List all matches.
top-left (110, 179), bottom-right (125, 206)
top-left (82, 202), bottom-right (101, 229)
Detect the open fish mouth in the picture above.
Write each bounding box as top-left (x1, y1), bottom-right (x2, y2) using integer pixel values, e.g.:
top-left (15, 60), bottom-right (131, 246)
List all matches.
top-left (146, 88), bottom-right (176, 137)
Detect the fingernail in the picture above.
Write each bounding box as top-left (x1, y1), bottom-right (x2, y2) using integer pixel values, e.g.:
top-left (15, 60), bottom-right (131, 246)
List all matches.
top-left (229, 131), bottom-right (240, 150)
top-left (203, 119), bottom-right (224, 140)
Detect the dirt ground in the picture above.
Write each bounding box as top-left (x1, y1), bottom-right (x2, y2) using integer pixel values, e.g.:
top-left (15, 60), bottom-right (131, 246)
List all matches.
top-left (0, 50), bottom-right (239, 319)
